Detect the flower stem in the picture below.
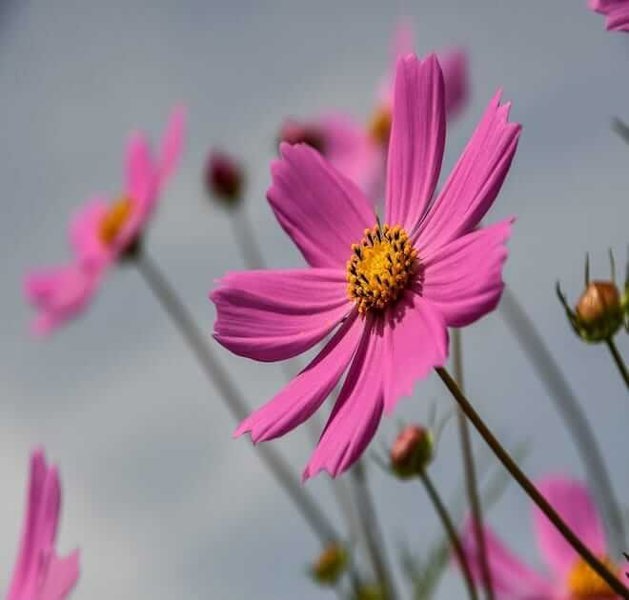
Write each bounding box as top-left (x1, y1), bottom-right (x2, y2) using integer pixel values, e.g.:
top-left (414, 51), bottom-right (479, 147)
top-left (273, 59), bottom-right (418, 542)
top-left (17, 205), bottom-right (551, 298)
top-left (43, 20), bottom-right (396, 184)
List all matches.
top-left (351, 462), bottom-right (397, 600)
top-left (435, 366), bottom-right (629, 598)
top-left (499, 288), bottom-right (625, 553)
top-left (134, 249), bottom-right (339, 547)
top-left (229, 207), bottom-right (265, 270)
top-left (452, 330), bottom-right (494, 600)
top-left (419, 471), bottom-right (479, 600)
top-left (605, 337), bottom-right (629, 388)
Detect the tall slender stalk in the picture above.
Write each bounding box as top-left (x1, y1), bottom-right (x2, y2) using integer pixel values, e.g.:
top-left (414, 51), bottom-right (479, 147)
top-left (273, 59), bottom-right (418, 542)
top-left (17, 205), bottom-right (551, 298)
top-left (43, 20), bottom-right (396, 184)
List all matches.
top-left (229, 208), bottom-right (265, 270)
top-left (435, 366), bottom-right (629, 599)
top-left (134, 250), bottom-right (339, 547)
top-left (419, 471), bottom-right (479, 600)
top-left (605, 337), bottom-right (629, 388)
top-left (452, 330), bottom-right (494, 600)
top-left (499, 288), bottom-right (625, 552)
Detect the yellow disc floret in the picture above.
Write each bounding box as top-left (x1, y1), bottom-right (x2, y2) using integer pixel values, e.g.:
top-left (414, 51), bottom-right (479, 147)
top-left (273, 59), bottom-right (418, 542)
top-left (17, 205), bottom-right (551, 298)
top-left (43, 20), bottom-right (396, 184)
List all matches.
top-left (567, 556), bottom-right (617, 598)
top-left (368, 106), bottom-right (392, 147)
top-left (99, 196), bottom-right (133, 245)
top-left (347, 224), bottom-right (418, 314)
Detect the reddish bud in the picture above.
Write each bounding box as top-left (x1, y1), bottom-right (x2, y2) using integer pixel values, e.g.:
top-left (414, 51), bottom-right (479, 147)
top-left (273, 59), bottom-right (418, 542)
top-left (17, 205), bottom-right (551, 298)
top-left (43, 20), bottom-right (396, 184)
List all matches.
top-left (278, 119), bottom-right (326, 153)
top-left (205, 150), bottom-right (245, 206)
top-left (390, 424), bottom-right (434, 479)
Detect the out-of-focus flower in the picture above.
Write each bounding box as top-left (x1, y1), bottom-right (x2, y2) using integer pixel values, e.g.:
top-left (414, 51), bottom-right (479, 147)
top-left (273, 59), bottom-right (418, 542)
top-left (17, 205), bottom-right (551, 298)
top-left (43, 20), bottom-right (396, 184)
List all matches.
top-left (205, 149), bottom-right (245, 207)
top-left (355, 584), bottom-right (386, 600)
top-left (557, 256), bottom-right (624, 342)
top-left (7, 448), bottom-right (79, 600)
top-left (277, 20), bottom-right (469, 203)
top-left (589, 0), bottom-right (629, 32)
top-left (310, 543), bottom-right (348, 586)
top-left (390, 424), bottom-right (434, 479)
top-left (460, 477), bottom-right (620, 598)
top-left (24, 107), bottom-right (185, 335)
top-left (212, 54), bottom-right (520, 479)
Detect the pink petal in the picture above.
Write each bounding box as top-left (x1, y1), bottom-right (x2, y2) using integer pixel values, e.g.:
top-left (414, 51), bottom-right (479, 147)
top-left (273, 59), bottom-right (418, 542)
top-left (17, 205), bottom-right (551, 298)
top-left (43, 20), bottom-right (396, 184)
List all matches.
top-left (125, 132), bottom-right (154, 210)
top-left (440, 48), bottom-right (469, 119)
top-left (460, 519), bottom-right (556, 598)
top-left (415, 91), bottom-right (521, 250)
top-left (303, 317), bottom-right (384, 479)
top-left (158, 104), bottom-right (186, 185)
top-left (268, 143), bottom-right (375, 269)
top-left (385, 54), bottom-right (446, 233)
top-left (532, 476), bottom-right (607, 579)
top-left (382, 292), bottom-right (448, 414)
top-left (420, 218), bottom-right (513, 327)
top-left (606, 5), bottom-right (629, 30)
top-left (68, 198), bottom-right (112, 269)
top-left (211, 268), bottom-right (350, 362)
top-left (234, 311), bottom-right (362, 442)
top-left (38, 550), bottom-right (80, 600)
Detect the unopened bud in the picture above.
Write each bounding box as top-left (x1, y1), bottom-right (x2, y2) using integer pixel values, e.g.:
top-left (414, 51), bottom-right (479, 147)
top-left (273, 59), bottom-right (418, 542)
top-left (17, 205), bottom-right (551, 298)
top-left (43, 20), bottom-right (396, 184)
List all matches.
top-left (311, 543), bottom-right (347, 586)
top-left (205, 150), bottom-right (245, 206)
top-left (390, 425), bottom-right (434, 479)
top-left (278, 119), bottom-right (326, 154)
top-left (356, 584), bottom-right (385, 600)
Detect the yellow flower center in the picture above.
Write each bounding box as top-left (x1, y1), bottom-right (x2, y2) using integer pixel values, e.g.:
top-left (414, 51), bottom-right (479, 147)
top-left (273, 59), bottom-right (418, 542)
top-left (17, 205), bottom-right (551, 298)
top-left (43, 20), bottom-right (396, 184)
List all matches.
top-left (567, 556), bottom-right (617, 598)
top-left (368, 105), bottom-right (392, 147)
top-left (347, 224), bottom-right (418, 314)
top-left (99, 196), bottom-right (133, 245)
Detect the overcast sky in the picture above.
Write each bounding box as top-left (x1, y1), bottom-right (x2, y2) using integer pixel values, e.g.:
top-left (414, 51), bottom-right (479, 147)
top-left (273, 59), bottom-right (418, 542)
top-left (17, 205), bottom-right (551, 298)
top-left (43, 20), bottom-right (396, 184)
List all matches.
top-left (0, 1), bottom-right (627, 598)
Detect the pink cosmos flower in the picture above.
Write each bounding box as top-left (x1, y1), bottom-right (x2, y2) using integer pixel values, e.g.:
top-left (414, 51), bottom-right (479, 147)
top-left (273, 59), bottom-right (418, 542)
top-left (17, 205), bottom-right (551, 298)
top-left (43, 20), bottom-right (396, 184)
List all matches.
top-left (212, 53), bottom-right (520, 479)
top-left (277, 21), bottom-right (469, 203)
top-left (589, 0), bottom-right (629, 32)
top-left (24, 107), bottom-right (185, 335)
top-left (7, 448), bottom-right (79, 600)
top-left (460, 476), bottom-right (621, 598)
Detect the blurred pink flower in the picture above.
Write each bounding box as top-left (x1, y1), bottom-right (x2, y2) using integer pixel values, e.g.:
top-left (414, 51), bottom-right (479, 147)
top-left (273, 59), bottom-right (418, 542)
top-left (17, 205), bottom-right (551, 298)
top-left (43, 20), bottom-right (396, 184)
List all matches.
top-left (7, 448), bottom-right (79, 600)
top-left (589, 0), bottom-right (629, 32)
top-left (24, 107), bottom-right (185, 335)
top-left (212, 53), bottom-right (520, 479)
top-left (461, 477), bottom-right (621, 598)
top-left (278, 20), bottom-right (469, 204)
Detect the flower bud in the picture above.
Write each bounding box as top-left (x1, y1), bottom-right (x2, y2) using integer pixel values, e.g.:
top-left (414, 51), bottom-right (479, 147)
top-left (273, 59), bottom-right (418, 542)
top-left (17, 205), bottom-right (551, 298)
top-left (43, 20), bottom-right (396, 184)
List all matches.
top-left (310, 543), bottom-right (348, 586)
top-left (356, 584), bottom-right (386, 600)
top-left (205, 150), bottom-right (245, 206)
top-left (390, 424), bottom-right (434, 479)
top-left (278, 119), bottom-right (326, 154)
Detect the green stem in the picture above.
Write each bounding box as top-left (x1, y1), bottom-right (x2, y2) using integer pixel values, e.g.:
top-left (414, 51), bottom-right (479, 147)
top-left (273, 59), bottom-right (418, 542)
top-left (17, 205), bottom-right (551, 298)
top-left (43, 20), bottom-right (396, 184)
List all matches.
top-left (435, 366), bottom-right (629, 599)
top-left (419, 471), bottom-right (479, 600)
top-left (452, 330), bottom-right (494, 600)
top-left (605, 337), bottom-right (629, 388)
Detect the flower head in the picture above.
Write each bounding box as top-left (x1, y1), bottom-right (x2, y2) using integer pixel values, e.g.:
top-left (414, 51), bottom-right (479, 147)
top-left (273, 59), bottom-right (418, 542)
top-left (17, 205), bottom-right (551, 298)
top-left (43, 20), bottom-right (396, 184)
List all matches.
top-left (310, 543), bottom-right (348, 586)
top-left (212, 53), bottom-right (520, 479)
top-left (7, 448), bottom-right (79, 600)
top-left (24, 107), bottom-right (185, 335)
top-left (460, 476), bottom-right (620, 598)
top-left (589, 0), bottom-right (629, 32)
top-left (205, 149), bottom-right (245, 206)
top-left (390, 424), bottom-right (434, 479)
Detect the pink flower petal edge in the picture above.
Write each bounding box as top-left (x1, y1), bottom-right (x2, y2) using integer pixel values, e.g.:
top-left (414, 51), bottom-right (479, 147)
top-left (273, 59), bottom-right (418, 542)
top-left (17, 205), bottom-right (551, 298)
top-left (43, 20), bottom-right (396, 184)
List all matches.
top-left (589, 0), bottom-right (629, 31)
top-left (7, 448), bottom-right (79, 600)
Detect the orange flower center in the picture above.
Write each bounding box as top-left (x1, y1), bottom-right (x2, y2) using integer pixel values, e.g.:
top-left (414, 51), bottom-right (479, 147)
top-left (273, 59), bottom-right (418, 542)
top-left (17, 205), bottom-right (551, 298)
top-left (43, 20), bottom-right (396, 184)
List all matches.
top-left (99, 196), bottom-right (133, 245)
top-left (347, 224), bottom-right (417, 314)
top-left (566, 556), bottom-right (618, 598)
top-left (368, 105), bottom-right (392, 147)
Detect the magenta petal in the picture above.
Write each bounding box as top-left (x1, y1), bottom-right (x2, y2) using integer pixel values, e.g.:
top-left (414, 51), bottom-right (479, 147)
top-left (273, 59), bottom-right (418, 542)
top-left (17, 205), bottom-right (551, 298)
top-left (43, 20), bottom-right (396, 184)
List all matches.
top-left (125, 132), bottom-right (154, 209)
top-left (68, 198), bottom-right (112, 269)
top-left (460, 520), bottom-right (555, 598)
top-left (532, 476), bottom-right (607, 579)
top-left (421, 218), bottom-right (513, 327)
top-left (383, 292), bottom-right (448, 414)
top-left (606, 5), bottom-right (629, 30)
top-left (235, 311), bottom-right (362, 442)
top-left (268, 143), bottom-right (375, 269)
top-left (416, 91), bottom-right (521, 250)
top-left (385, 54), bottom-right (445, 233)
top-left (211, 268), bottom-right (350, 362)
top-left (158, 104), bottom-right (186, 185)
top-left (440, 48), bottom-right (469, 119)
top-left (39, 551), bottom-right (80, 600)
top-left (303, 317), bottom-right (384, 479)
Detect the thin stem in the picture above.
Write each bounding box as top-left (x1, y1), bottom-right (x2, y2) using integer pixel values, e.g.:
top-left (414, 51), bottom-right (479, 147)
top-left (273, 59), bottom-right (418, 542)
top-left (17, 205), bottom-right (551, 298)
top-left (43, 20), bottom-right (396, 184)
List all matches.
top-left (499, 288), bottom-right (625, 553)
top-left (452, 330), bottom-right (494, 600)
top-left (605, 337), bottom-right (629, 388)
top-left (229, 208), bottom-right (265, 270)
top-left (435, 366), bottom-right (629, 599)
top-left (419, 471), bottom-right (479, 600)
top-left (134, 250), bottom-right (339, 547)
top-left (351, 462), bottom-right (397, 600)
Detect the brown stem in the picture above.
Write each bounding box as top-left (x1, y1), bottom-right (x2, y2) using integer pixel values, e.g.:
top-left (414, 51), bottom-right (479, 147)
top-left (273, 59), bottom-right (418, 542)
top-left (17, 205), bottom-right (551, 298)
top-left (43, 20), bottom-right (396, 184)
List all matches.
top-left (435, 366), bottom-right (629, 598)
top-left (605, 337), bottom-right (629, 389)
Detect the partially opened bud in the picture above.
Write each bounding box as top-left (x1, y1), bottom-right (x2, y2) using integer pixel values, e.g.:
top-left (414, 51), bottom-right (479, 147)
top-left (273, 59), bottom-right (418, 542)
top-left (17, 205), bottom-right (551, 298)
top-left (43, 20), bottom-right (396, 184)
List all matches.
top-left (310, 543), bottom-right (348, 586)
top-left (205, 150), bottom-right (245, 206)
top-left (390, 424), bottom-right (434, 479)
top-left (278, 119), bottom-right (326, 154)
